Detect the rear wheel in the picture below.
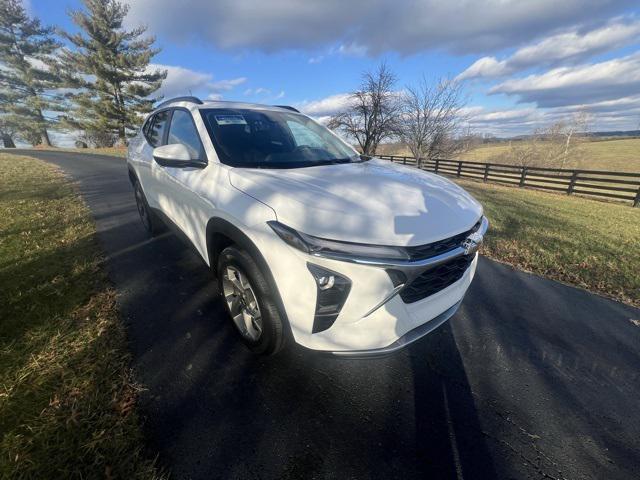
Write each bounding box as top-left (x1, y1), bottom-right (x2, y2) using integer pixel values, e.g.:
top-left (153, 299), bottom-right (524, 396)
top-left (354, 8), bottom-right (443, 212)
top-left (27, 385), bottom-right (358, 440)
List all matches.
top-left (217, 246), bottom-right (285, 355)
top-left (134, 181), bottom-right (161, 235)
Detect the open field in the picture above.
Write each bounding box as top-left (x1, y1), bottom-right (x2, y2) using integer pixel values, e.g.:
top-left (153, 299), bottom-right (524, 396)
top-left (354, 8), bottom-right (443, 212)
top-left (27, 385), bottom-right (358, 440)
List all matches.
top-left (460, 138), bottom-right (640, 172)
top-left (379, 138), bottom-right (640, 172)
top-left (0, 154), bottom-right (160, 478)
top-left (454, 177), bottom-right (640, 306)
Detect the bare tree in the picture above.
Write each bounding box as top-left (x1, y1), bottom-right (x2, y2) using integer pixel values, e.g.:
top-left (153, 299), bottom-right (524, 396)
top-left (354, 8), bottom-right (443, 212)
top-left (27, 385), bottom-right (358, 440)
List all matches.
top-left (398, 77), bottom-right (467, 167)
top-left (504, 136), bottom-right (543, 168)
top-left (559, 109), bottom-right (591, 168)
top-left (497, 110), bottom-right (592, 169)
top-left (457, 124), bottom-right (482, 154)
top-left (328, 62), bottom-right (400, 155)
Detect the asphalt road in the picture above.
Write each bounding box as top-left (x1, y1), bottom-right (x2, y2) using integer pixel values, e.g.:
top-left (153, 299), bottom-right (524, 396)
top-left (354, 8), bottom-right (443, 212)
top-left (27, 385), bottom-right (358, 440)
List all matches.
top-left (11, 149), bottom-right (640, 480)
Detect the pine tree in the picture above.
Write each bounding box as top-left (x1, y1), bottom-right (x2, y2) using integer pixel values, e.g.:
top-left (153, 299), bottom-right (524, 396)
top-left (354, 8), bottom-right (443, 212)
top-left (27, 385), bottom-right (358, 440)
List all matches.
top-left (60, 0), bottom-right (166, 145)
top-left (0, 0), bottom-right (66, 146)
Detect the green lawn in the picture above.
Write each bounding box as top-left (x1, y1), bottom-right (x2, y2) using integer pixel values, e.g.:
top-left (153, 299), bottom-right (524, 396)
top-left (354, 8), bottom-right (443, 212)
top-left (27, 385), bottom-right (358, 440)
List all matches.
top-left (0, 154), bottom-right (161, 479)
top-left (455, 178), bottom-right (640, 307)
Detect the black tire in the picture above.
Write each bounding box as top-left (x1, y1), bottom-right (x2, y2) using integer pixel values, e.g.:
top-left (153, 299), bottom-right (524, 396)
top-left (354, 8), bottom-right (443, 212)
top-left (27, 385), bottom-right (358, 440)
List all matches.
top-left (133, 181), bottom-right (162, 235)
top-left (217, 246), bottom-right (285, 355)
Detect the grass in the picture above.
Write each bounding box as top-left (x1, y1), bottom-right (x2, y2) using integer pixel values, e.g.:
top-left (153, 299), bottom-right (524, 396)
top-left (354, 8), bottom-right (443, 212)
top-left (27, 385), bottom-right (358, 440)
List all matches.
top-left (459, 138), bottom-right (640, 172)
top-left (0, 154), bottom-right (161, 479)
top-left (31, 145), bottom-right (127, 158)
top-left (379, 138), bottom-right (640, 172)
top-left (454, 177), bottom-right (640, 307)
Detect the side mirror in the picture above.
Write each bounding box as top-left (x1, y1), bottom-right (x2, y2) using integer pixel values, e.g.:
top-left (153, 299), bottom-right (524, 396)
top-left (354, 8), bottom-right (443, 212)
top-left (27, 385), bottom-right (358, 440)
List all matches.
top-left (153, 143), bottom-right (201, 167)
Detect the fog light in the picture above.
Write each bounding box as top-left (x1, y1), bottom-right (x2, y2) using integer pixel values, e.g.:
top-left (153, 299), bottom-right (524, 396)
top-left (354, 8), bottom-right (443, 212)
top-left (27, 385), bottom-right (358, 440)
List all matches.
top-left (317, 275), bottom-right (335, 290)
top-left (307, 263), bottom-right (351, 333)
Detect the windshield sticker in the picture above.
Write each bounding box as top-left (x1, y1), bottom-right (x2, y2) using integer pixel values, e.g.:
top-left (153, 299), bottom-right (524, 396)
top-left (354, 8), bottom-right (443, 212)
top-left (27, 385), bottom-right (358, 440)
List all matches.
top-left (215, 115), bottom-right (247, 126)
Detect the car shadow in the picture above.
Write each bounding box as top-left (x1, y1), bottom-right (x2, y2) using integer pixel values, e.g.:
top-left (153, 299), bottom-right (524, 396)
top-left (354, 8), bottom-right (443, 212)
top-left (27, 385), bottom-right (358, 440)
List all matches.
top-left (97, 218), bottom-right (496, 479)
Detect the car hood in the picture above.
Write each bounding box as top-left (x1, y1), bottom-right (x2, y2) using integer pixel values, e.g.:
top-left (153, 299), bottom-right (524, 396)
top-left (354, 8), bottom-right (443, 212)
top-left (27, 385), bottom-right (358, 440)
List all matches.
top-left (228, 158), bottom-right (483, 246)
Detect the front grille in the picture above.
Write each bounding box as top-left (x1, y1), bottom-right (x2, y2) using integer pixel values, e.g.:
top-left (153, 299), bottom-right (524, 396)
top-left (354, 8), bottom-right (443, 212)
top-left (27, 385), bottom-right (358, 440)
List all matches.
top-left (399, 254), bottom-right (474, 304)
top-left (405, 219), bottom-right (481, 260)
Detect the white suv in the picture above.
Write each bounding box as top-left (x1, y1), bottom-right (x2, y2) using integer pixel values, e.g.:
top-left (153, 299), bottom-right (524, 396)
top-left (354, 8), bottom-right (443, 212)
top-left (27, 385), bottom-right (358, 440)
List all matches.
top-left (127, 96), bottom-right (487, 356)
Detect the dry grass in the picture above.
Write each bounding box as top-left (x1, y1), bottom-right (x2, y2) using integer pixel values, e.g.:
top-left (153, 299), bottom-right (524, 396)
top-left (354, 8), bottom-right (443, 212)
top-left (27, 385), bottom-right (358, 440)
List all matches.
top-left (455, 177), bottom-right (640, 307)
top-left (0, 154), bottom-right (162, 479)
top-left (459, 138), bottom-right (640, 172)
top-left (379, 138), bottom-right (640, 172)
top-left (32, 145), bottom-right (127, 158)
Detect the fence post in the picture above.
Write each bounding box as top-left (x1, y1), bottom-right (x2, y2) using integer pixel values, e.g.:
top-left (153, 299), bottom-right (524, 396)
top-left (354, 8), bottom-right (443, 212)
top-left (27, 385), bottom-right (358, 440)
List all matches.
top-left (634, 186), bottom-right (640, 207)
top-left (567, 171), bottom-right (578, 195)
top-left (403, 156), bottom-right (407, 165)
top-left (519, 167), bottom-right (527, 187)
top-left (435, 159), bottom-right (439, 174)
top-left (483, 164), bottom-right (490, 182)
top-left (457, 161), bottom-right (462, 177)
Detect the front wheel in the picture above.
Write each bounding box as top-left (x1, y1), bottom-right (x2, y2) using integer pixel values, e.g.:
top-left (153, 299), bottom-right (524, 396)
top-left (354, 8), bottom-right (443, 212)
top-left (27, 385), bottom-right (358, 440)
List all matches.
top-left (217, 246), bottom-right (285, 355)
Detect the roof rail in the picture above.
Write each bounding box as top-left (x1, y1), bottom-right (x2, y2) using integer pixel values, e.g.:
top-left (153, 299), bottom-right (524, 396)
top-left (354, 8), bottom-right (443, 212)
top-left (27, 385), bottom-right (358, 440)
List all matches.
top-left (274, 105), bottom-right (300, 113)
top-left (156, 96), bottom-right (203, 109)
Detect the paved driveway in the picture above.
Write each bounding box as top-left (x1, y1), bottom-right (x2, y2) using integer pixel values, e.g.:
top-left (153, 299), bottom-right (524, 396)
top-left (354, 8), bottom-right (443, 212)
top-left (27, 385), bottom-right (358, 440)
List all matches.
top-left (12, 149), bottom-right (640, 479)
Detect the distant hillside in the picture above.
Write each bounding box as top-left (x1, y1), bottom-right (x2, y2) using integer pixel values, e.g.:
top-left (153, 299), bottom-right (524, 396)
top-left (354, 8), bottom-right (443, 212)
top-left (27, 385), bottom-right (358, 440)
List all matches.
top-left (378, 138), bottom-right (640, 172)
top-left (459, 138), bottom-right (640, 172)
top-left (494, 130), bottom-right (640, 142)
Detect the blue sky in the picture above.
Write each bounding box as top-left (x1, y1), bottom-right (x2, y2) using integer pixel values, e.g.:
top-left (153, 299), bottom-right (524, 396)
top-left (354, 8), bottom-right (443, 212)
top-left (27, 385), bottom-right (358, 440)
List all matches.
top-left (29, 0), bottom-right (640, 136)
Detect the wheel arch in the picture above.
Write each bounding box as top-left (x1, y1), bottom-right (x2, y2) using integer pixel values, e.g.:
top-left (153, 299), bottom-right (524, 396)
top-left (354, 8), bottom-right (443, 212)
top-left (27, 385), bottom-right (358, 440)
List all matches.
top-left (206, 217), bottom-right (292, 336)
top-left (127, 164), bottom-right (138, 186)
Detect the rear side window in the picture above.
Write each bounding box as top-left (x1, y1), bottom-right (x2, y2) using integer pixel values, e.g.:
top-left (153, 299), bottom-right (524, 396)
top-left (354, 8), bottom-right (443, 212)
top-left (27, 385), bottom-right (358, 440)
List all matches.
top-left (147, 110), bottom-right (170, 147)
top-left (167, 110), bottom-right (205, 161)
top-left (142, 116), bottom-right (152, 137)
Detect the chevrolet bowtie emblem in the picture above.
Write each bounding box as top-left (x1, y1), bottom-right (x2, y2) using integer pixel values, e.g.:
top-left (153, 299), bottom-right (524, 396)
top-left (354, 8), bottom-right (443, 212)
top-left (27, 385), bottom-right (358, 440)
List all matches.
top-left (462, 231), bottom-right (483, 256)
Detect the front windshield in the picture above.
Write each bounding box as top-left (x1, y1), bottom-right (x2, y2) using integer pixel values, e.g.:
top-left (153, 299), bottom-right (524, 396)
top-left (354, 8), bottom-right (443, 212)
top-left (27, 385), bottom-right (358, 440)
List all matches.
top-left (200, 108), bottom-right (362, 168)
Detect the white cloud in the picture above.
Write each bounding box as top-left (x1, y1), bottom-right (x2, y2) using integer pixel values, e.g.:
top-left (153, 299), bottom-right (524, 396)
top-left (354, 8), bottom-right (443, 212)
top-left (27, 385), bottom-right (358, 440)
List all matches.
top-left (208, 77), bottom-right (247, 91)
top-left (457, 57), bottom-right (511, 81)
top-left (465, 97), bottom-right (640, 136)
top-left (561, 94), bottom-right (640, 117)
top-left (336, 43), bottom-right (368, 57)
top-left (458, 18), bottom-right (640, 80)
top-left (244, 87), bottom-right (271, 96)
top-left (151, 64), bottom-right (210, 98)
top-left (296, 93), bottom-right (352, 117)
top-left (490, 51), bottom-right (640, 107)
top-left (149, 64), bottom-right (246, 100)
top-left (126, 0), bottom-right (634, 55)
top-left (242, 87), bottom-right (285, 102)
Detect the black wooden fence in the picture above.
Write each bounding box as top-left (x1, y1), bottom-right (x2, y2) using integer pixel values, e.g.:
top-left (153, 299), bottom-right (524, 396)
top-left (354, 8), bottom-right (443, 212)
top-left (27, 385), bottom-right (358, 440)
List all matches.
top-left (376, 155), bottom-right (640, 207)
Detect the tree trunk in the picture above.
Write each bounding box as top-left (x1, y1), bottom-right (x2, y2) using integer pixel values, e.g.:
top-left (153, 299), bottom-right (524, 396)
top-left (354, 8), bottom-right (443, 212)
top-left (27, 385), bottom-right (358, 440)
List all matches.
top-left (118, 124), bottom-right (126, 146)
top-left (2, 134), bottom-right (16, 148)
top-left (561, 131), bottom-right (572, 169)
top-left (40, 128), bottom-right (52, 147)
top-left (36, 109), bottom-right (52, 146)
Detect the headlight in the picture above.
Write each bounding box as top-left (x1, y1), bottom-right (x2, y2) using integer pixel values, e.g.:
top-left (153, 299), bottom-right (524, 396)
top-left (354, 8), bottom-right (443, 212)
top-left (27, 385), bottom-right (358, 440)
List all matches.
top-left (267, 221), bottom-right (410, 261)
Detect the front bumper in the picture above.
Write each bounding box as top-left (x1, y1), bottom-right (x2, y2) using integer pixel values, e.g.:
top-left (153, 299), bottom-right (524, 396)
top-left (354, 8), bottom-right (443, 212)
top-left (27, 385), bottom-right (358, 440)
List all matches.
top-left (300, 253), bottom-right (478, 353)
top-left (253, 217), bottom-right (487, 354)
top-left (330, 300), bottom-right (461, 358)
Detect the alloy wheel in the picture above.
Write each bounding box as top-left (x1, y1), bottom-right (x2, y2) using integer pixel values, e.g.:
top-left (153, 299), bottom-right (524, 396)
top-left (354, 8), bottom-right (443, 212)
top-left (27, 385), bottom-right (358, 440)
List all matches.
top-left (221, 265), bottom-right (263, 341)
